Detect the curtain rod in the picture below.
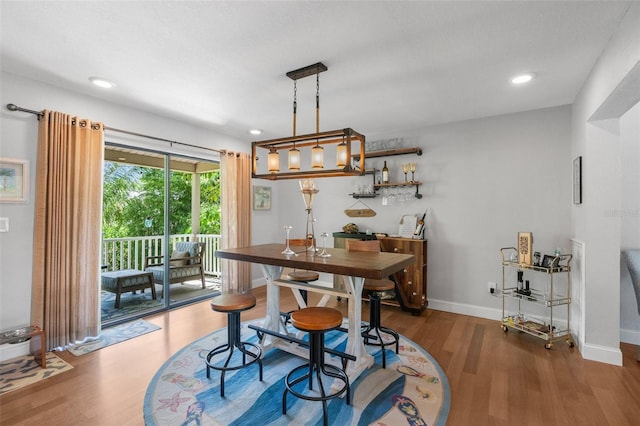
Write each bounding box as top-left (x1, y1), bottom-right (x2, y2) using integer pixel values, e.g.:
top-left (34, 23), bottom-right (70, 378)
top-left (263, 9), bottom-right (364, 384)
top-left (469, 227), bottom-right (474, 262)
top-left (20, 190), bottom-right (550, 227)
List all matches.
top-left (6, 103), bottom-right (225, 154)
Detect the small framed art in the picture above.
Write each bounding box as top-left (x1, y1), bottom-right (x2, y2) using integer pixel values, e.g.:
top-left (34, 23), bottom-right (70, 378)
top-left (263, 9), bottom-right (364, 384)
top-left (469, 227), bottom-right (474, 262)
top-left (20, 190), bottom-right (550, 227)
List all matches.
top-left (573, 156), bottom-right (582, 204)
top-left (0, 158), bottom-right (29, 203)
top-left (253, 185), bottom-right (271, 210)
top-left (541, 255), bottom-right (559, 269)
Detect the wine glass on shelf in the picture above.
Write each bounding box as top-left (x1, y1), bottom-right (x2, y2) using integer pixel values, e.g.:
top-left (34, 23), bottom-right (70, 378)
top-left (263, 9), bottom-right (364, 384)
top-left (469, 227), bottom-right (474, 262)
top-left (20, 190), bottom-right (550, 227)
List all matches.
top-left (282, 225), bottom-right (295, 255)
top-left (402, 163), bottom-right (409, 182)
top-left (319, 232), bottom-right (331, 257)
top-left (410, 162), bottom-right (416, 182)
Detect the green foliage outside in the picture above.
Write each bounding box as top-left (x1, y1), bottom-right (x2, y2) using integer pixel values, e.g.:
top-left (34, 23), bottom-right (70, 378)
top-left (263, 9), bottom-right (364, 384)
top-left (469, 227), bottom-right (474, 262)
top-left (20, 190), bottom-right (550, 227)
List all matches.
top-left (102, 162), bottom-right (221, 239)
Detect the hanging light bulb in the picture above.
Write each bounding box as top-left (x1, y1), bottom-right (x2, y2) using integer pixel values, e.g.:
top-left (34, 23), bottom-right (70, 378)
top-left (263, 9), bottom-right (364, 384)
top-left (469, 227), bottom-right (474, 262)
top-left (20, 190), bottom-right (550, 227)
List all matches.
top-left (336, 136), bottom-right (348, 167)
top-left (311, 140), bottom-right (324, 169)
top-left (267, 147), bottom-right (280, 173)
top-left (288, 142), bottom-right (300, 170)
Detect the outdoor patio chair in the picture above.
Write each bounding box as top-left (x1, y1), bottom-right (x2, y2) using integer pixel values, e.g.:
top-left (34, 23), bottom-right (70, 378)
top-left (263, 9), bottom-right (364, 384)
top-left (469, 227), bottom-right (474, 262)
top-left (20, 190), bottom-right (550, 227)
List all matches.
top-left (144, 241), bottom-right (206, 289)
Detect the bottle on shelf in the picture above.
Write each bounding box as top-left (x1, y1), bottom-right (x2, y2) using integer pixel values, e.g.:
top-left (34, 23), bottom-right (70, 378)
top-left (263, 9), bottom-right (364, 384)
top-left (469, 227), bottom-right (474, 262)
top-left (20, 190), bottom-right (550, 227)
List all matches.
top-left (382, 161), bottom-right (389, 184)
top-left (413, 209), bottom-right (427, 238)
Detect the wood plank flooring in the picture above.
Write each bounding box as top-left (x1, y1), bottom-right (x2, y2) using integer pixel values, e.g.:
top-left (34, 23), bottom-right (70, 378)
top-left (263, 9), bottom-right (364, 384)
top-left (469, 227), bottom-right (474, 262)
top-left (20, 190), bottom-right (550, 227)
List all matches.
top-left (1, 286), bottom-right (639, 425)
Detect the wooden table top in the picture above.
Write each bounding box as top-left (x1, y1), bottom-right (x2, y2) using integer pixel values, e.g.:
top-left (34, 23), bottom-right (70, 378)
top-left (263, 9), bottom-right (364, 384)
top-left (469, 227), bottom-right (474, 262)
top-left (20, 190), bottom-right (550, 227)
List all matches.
top-left (215, 243), bottom-right (414, 280)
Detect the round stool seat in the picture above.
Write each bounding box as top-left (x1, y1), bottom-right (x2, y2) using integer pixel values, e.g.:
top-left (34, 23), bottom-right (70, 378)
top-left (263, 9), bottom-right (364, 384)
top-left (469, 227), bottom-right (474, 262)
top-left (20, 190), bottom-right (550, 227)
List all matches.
top-left (291, 307), bottom-right (343, 332)
top-left (211, 293), bottom-right (256, 313)
top-left (286, 270), bottom-right (320, 282)
top-left (363, 278), bottom-right (395, 292)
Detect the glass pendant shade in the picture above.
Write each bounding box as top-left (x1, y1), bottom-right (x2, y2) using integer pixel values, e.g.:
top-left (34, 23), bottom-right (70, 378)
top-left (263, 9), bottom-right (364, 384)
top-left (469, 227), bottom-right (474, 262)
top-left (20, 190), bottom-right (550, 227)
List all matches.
top-left (267, 149), bottom-right (280, 173)
top-left (288, 147), bottom-right (301, 170)
top-left (311, 144), bottom-right (324, 169)
top-left (336, 141), bottom-right (348, 167)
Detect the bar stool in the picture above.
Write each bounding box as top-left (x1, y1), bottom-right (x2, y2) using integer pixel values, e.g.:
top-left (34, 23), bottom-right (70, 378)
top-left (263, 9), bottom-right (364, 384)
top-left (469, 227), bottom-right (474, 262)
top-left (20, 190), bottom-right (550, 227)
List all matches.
top-left (346, 239), bottom-right (400, 369)
top-left (283, 307), bottom-right (350, 426)
top-left (361, 279), bottom-right (400, 368)
top-left (205, 293), bottom-right (263, 397)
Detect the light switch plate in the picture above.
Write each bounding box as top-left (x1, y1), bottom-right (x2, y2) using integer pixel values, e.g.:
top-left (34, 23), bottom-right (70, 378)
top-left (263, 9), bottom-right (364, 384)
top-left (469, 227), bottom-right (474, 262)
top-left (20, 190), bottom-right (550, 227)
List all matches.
top-left (0, 217), bottom-right (9, 232)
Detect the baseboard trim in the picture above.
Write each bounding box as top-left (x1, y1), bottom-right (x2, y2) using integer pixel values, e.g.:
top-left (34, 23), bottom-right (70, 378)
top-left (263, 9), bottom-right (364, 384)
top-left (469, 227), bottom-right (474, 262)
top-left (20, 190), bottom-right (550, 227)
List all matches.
top-left (581, 342), bottom-right (623, 366)
top-left (620, 327), bottom-right (640, 345)
top-left (427, 298), bottom-right (502, 321)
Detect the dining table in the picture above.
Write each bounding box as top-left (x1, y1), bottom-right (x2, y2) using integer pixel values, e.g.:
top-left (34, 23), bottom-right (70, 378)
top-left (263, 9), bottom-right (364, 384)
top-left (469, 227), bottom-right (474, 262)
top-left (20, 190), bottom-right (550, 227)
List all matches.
top-left (214, 242), bottom-right (415, 385)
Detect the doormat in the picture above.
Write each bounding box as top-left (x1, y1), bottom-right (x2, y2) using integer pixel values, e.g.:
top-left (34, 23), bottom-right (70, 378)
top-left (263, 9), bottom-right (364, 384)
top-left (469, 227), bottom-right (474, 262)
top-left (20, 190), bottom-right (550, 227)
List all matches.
top-left (0, 352), bottom-right (73, 395)
top-left (68, 319), bottom-right (160, 356)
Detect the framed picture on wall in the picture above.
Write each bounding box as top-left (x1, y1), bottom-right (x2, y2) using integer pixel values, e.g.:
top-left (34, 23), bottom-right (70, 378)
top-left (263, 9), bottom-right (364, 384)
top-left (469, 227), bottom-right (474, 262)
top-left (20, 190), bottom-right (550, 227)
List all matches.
top-left (573, 156), bottom-right (582, 204)
top-left (0, 158), bottom-right (29, 203)
top-left (253, 186), bottom-right (271, 210)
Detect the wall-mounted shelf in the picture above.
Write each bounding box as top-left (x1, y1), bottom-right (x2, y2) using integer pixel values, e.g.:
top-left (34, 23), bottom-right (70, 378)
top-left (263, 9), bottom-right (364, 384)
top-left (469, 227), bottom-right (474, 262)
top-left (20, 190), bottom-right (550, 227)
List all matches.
top-left (352, 147), bottom-right (422, 159)
top-left (349, 148), bottom-right (423, 199)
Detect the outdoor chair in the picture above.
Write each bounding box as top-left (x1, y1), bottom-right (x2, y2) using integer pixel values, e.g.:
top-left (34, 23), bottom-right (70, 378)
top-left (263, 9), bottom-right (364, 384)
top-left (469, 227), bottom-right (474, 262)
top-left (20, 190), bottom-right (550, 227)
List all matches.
top-left (144, 241), bottom-right (206, 289)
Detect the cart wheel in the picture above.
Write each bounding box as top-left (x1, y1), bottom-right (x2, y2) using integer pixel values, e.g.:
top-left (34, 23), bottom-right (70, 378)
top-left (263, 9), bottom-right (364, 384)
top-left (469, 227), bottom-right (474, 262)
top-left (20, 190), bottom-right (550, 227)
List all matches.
top-left (501, 325), bottom-right (508, 332)
top-left (544, 343), bottom-right (552, 350)
top-left (567, 340), bottom-right (575, 348)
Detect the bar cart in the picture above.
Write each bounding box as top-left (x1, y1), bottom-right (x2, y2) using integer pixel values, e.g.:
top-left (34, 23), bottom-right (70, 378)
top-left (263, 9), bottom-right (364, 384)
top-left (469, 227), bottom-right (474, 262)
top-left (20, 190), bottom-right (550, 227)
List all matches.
top-left (499, 247), bottom-right (574, 349)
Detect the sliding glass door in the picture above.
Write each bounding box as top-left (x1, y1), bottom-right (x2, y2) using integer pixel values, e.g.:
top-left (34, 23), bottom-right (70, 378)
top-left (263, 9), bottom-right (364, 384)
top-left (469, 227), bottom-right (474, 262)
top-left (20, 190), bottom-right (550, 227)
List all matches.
top-left (100, 144), bottom-right (221, 326)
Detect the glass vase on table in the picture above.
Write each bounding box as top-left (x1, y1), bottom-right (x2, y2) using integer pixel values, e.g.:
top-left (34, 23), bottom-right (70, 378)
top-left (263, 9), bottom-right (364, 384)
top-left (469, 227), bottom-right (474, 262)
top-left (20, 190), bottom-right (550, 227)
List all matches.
top-left (319, 232), bottom-right (331, 257)
top-left (282, 225), bottom-right (295, 255)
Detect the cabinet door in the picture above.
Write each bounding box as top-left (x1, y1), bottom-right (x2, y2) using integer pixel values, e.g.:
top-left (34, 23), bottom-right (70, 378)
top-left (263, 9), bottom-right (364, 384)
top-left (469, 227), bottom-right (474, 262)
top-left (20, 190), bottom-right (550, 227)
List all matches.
top-left (380, 238), bottom-right (427, 309)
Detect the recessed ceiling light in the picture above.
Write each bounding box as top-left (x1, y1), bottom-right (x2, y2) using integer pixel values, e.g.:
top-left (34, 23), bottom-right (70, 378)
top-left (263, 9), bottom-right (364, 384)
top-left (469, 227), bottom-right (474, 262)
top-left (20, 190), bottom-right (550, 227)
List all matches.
top-left (89, 76), bottom-right (116, 89)
top-left (511, 73), bottom-right (536, 85)
top-left (249, 129), bottom-right (263, 135)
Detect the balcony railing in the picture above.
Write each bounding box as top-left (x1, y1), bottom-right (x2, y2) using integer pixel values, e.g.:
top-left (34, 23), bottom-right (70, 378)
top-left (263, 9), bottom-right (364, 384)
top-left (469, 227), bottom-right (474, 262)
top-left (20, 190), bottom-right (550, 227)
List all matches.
top-left (101, 234), bottom-right (222, 276)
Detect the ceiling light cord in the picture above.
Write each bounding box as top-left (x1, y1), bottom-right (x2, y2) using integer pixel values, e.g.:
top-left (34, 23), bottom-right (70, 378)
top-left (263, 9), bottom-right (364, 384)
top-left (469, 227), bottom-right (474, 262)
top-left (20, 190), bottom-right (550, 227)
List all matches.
top-left (316, 73), bottom-right (320, 134)
top-left (293, 80), bottom-right (297, 137)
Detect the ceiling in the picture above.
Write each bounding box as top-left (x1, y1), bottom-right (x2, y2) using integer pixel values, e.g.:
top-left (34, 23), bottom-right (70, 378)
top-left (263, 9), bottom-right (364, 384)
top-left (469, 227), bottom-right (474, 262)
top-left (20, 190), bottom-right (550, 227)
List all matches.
top-left (0, 1), bottom-right (631, 144)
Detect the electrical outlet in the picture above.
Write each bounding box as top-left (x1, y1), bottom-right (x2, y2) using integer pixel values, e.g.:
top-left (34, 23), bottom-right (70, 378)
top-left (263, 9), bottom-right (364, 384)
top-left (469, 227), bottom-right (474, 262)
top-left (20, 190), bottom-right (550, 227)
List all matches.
top-left (488, 281), bottom-right (497, 294)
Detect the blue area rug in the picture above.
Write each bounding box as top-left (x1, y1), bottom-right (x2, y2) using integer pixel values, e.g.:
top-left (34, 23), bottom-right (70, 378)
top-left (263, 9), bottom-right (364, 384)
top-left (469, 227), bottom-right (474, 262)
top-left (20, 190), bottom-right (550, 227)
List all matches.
top-left (68, 319), bottom-right (160, 356)
top-left (144, 318), bottom-right (450, 425)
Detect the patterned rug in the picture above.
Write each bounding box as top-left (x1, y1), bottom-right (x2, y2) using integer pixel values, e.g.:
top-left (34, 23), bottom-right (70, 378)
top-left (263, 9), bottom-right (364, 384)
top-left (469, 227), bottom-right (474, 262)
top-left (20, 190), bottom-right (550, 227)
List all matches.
top-left (0, 352), bottom-right (73, 395)
top-left (68, 319), bottom-right (161, 356)
top-left (144, 318), bottom-right (450, 425)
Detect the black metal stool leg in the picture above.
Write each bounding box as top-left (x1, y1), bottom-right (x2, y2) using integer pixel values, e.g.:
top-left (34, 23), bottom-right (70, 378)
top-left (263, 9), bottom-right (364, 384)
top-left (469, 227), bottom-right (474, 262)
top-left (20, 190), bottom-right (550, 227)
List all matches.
top-left (206, 310), bottom-right (262, 397)
top-left (283, 329), bottom-right (350, 422)
top-left (362, 294), bottom-right (399, 369)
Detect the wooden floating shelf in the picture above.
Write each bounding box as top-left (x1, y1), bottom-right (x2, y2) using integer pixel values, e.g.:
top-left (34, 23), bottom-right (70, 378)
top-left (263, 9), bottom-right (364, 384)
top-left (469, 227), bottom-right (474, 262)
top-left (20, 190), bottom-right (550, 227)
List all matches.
top-left (352, 147), bottom-right (422, 159)
top-left (374, 181), bottom-right (421, 188)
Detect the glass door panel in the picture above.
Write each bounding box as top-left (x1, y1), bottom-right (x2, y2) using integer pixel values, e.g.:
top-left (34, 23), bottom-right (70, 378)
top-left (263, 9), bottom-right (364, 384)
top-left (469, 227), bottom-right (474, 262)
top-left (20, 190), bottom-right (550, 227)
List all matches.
top-left (101, 145), bottom-right (166, 326)
top-left (167, 154), bottom-right (221, 308)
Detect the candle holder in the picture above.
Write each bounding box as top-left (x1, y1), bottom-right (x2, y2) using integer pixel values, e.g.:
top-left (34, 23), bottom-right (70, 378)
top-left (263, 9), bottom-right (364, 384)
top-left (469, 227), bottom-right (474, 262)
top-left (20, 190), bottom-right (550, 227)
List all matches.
top-left (319, 232), bottom-right (331, 257)
top-left (299, 180), bottom-right (319, 254)
top-left (282, 225), bottom-right (295, 255)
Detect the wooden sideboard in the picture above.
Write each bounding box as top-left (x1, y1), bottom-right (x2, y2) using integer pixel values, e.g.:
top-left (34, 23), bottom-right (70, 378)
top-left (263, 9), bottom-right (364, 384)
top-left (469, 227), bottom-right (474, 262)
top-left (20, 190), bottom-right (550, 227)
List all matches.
top-left (333, 233), bottom-right (427, 315)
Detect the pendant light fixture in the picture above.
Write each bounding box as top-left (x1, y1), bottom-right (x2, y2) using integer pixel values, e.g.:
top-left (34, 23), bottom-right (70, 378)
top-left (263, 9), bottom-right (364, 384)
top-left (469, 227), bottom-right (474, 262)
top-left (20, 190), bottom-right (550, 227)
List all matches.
top-left (288, 80), bottom-right (301, 170)
top-left (310, 74), bottom-right (324, 169)
top-left (252, 62), bottom-right (366, 180)
top-left (267, 147), bottom-right (279, 173)
top-left (336, 135), bottom-right (348, 167)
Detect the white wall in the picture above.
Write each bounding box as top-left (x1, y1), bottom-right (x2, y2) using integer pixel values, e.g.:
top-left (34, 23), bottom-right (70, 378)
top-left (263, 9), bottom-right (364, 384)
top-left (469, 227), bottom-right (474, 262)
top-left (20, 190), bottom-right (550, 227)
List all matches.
top-left (620, 102), bottom-right (640, 343)
top-left (264, 105), bottom-right (573, 323)
top-left (0, 71), bottom-right (248, 335)
top-left (571, 3), bottom-right (640, 365)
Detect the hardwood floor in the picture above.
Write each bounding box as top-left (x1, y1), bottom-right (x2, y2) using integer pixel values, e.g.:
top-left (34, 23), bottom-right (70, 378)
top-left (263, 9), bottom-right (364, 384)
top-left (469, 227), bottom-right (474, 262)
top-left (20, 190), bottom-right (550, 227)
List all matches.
top-left (1, 286), bottom-right (639, 425)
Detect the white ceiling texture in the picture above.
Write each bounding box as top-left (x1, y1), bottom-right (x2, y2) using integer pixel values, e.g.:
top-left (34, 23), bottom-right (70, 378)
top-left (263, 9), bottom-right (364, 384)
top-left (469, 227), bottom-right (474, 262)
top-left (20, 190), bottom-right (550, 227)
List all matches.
top-left (0, 1), bottom-right (632, 142)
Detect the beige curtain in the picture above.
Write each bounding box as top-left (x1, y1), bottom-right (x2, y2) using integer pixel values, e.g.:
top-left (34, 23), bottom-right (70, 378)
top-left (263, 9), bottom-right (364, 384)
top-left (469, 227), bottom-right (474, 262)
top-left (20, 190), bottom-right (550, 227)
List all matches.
top-left (220, 151), bottom-right (251, 292)
top-left (31, 111), bottom-right (104, 350)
